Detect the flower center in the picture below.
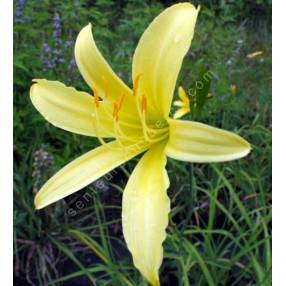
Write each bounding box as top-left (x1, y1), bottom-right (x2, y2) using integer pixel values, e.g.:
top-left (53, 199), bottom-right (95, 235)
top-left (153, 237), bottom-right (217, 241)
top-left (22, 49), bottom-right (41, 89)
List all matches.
top-left (91, 74), bottom-right (169, 149)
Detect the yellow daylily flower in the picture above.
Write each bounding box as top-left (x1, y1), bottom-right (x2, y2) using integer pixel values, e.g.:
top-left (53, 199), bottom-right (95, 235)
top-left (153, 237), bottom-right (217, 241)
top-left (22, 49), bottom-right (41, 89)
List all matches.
top-left (30, 3), bottom-right (251, 286)
top-left (230, 84), bottom-right (237, 97)
top-left (247, 50), bottom-right (263, 59)
top-left (173, 86), bottom-right (191, 119)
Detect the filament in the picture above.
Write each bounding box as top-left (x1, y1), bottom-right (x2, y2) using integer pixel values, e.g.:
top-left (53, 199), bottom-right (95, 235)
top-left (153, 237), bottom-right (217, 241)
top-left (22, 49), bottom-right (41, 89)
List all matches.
top-left (91, 74), bottom-right (169, 151)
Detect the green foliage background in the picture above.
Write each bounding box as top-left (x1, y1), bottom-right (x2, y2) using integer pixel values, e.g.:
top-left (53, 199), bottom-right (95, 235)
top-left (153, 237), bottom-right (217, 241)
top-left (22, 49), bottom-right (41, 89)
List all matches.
top-left (14, 0), bottom-right (271, 285)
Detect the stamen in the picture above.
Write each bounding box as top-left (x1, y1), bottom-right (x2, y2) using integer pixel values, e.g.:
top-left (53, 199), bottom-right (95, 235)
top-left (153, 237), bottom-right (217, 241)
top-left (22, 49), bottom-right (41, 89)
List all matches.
top-left (118, 94), bottom-right (125, 109)
top-left (112, 94), bottom-right (125, 122)
top-left (137, 95), bottom-right (151, 142)
top-left (136, 93), bottom-right (169, 143)
top-left (113, 103), bottom-right (119, 122)
top-left (93, 85), bottom-right (100, 108)
top-left (91, 73), bottom-right (168, 149)
top-left (91, 87), bottom-right (146, 150)
top-left (133, 74), bottom-right (143, 96)
top-left (132, 74), bottom-right (160, 143)
top-left (91, 108), bottom-right (113, 150)
top-left (141, 94), bottom-right (147, 113)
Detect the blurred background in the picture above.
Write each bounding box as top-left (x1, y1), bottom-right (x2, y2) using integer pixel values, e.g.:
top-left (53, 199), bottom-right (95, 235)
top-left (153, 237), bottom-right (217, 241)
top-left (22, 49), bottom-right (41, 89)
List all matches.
top-left (14, 0), bottom-right (272, 285)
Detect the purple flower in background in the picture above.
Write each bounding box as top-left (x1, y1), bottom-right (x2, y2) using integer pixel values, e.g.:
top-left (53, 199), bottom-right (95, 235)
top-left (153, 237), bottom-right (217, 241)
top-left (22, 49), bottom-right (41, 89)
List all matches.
top-left (226, 58), bottom-right (233, 66)
top-left (32, 144), bottom-right (54, 194)
top-left (234, 39), bottom-right (243, 55)
top-left (66, 32), bottom-right (76, 76)
top-left (52, 10), bottom-right (65, 65)
top-left (225, 39), bottom-right (243, 69)
top-left (68, 57), bottom-right (76, 71)
top-left (39, 10), bottom-right (76, 74)
top-left (53, 11), bottom-right (62, 48)
top-left (15, 0), bottom-right (26, 24)
top-left (234, 46), bottom-right (241, 55)
top-left (41, 11), bottom-right (67, 70)
top-left (66, 57), bottom-right (78, 83)
top-left (65, 31), bottom-right (74, 49)
top-left (43, 42), bottom-right (51, 54)
top-left (40, 42), bottom-right (56, 70)
top-left (53, 48), bottom-right (64, 61)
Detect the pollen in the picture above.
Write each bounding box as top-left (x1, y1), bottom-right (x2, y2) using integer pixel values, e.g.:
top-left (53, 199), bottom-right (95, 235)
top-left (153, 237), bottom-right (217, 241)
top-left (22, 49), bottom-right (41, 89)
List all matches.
top-left (93, 85), bottom-right (100, 108)
top-left (133, 73), bottom-right (143, 96)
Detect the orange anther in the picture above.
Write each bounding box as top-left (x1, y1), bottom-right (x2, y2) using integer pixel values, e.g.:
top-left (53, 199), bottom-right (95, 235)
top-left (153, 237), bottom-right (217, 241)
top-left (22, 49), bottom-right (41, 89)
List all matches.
top-left (113, 94), bottom-right (125, 121)
top-left (93, 85), bottom-right (100, 108)
top-left (141, 95), bottom-right (147, 113)
top-left (133, 73), bottom-right (143, 96)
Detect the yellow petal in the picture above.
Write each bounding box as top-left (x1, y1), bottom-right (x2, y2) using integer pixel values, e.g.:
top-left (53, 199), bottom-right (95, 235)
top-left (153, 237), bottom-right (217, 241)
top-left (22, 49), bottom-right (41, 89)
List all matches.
top-left (173, 107), bottom-right (190, 119)
top-left (178, 86), bottom-right (190, 105)
top-left (230, 84), bottom-right (237, 97)
top-left (132, 3), bottom-right (199, 119)
top-left (173, 100), bottom-right (184, 107)
top-left (75, 24), bottom-right (138, 120)
top-left (74, 24), bottom-right (129, 98)
top-left (247, 50), bottom-right (263, 59)
top-left (30, 79), bottom-right (115, 137)
top-left (35, 140), bottom-right (149, 209)
top-left (122, 141), bottom-right (170, 286)
top-left (166, 119), bottom-right (251, 162)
